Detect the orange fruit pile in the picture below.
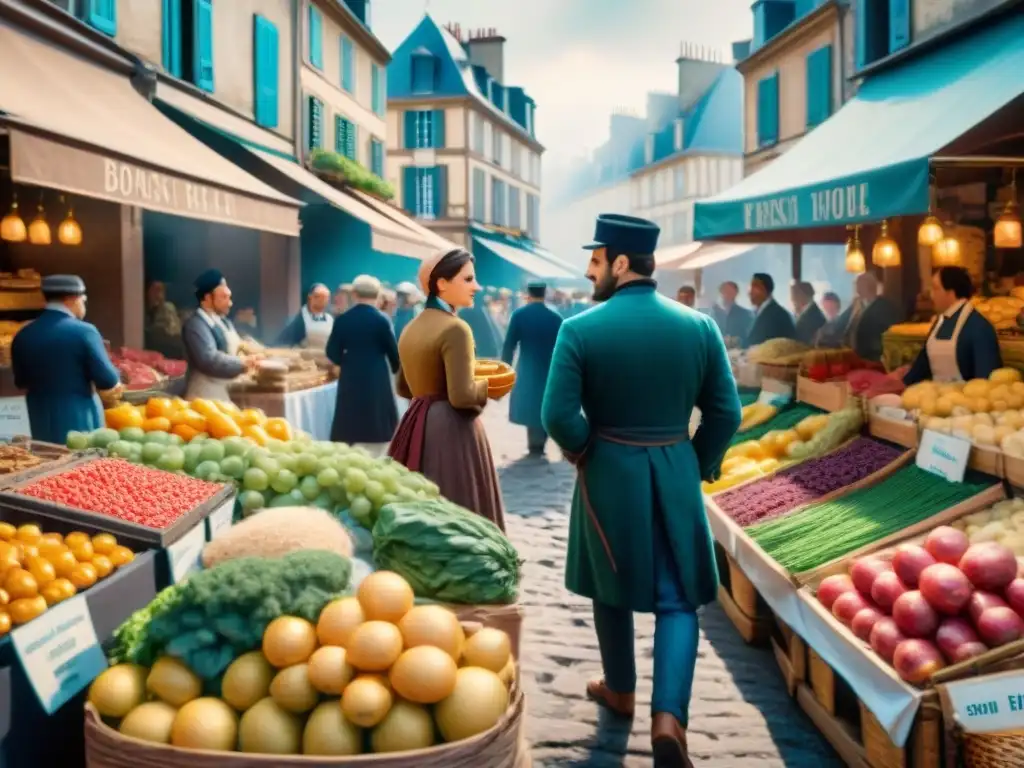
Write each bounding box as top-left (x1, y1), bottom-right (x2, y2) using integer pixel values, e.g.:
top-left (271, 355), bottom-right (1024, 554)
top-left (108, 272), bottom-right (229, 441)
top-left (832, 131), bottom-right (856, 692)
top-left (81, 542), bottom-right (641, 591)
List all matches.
top-left (105, 397), bottom-right (293, 445)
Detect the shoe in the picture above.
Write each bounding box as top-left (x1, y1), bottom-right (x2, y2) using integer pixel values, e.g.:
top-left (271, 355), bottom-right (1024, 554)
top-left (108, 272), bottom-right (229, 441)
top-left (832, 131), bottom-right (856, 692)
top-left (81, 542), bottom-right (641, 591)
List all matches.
top-left (651, 712), bottom-right (693, 768)
top-left (585, 679), bottom-right (635, 718)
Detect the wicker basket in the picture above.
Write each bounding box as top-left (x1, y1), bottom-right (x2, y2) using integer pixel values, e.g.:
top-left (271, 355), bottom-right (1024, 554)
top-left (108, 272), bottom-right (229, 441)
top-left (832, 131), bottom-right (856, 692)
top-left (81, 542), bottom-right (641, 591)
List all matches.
top-left (84, 685), bottom-right (527, 768)
top-left (475, 360), bottom-right (516, 399)
top-left (960, 731), bottom-right (1024, 767)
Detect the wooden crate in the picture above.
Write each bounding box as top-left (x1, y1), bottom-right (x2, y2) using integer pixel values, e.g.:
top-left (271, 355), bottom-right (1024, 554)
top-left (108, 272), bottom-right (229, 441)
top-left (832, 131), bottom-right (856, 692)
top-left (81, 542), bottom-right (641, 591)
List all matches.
top-left (797, 376), bottom-right (851, 412)
top-left (716, 584), bottom-right (771, 645)
top-left (771, 615), bottom-right (806, 697)
top-left (967, 446), bottom-right (1003, 478)
top-left (868, 414), bottom-right (919, 448)
top-left (860, 697), bottom-right (943, 768)
top-left (796, 683), bottom-right (870, 768)
top-left (726, 552), bottom-right (768, 619)
top-left (1004, 452), bottom-right (1024, 487)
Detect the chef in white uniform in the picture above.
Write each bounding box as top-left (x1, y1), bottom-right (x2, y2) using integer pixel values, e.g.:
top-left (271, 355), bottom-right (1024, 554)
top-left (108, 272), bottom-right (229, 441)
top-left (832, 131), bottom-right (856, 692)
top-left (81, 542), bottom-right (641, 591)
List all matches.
top-left (181, 269), bottom-right (254, 401)
top-left (274, 283), bottom-right (334, 350)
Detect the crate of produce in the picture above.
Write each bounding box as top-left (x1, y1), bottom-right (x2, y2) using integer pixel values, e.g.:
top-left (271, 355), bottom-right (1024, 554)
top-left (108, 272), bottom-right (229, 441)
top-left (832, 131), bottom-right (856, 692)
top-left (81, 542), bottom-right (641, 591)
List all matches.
top-left (0, 550), bottom-right (157, 767)
top-left (938, 666), bottom-right (1024, 768)
top-left (1003, 452), bottom-right (1024, 487)
top-left (967, 446), bottom-right (1003, 479)
top-left (771, 615), bottom-right (806, 697)
top-left (797, 375), bottom-right (851, 412)
top-left (869, 414), bottom-right (919, 448)
top-left (0, 456), bottom-right (235, 549)
top-left (0, 438), bottom-right (85, 487)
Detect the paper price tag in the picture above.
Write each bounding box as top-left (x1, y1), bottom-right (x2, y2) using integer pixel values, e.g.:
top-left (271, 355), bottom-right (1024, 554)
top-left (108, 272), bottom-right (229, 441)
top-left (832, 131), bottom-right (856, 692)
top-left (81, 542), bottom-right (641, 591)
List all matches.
top-left (916, 429), bottom-right (970, 483)
top-left (165, 522), bottom-right (207, 583)
top-left (206, 496), bottom-right (236, 541)
top-left (11, 594), bottom-right (107, 714)
top-left (0, 397), bottom-right (31, 439)
top-left (944, 669), bottom-right (1024, 733)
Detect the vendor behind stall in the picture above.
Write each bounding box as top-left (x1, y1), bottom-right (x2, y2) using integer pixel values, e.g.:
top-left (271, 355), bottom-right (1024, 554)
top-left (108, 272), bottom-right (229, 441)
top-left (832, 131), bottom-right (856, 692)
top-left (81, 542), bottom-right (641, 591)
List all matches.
top-left (182, 269), bottom-right (254, 400)
top-left (11, 275), bottom-right (122, 444)
top-left (903, 266), bottom-right (1002, 385)
top-left (745, 272), bottom-right (796, 347)
top-left (275, 283), bottom-right (334, 350)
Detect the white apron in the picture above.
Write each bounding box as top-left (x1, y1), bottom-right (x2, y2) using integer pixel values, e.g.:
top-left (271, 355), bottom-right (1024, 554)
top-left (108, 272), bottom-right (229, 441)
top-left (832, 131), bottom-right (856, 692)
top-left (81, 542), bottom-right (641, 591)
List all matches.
top-left (186, 310), bottom-right (242, 402)
top-left (301, 306), bottom-right (334, 351)
top-left (925, 301), bottom-right (973, 382)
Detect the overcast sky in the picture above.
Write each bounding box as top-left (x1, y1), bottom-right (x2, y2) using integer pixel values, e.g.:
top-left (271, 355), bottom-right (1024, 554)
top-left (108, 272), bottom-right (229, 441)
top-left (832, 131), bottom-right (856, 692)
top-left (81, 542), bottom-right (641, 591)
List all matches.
top-left (374, 0), bottom-right (754, 174)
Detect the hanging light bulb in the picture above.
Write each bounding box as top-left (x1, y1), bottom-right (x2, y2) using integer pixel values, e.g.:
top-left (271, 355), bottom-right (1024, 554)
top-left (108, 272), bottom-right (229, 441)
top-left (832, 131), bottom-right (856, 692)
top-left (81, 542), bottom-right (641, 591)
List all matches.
top-left (845, 226), bottom-right (865, 273)
top-left (57, 197), bottom-right (82, 246)
top-left (27, 200), bottom-right (51, 246)
top-left (994, 171), bottom-right (1022, 249)
top-left (872, 219), bottom-right (901, 267)
top-left (932, 226), bottom-right (962, 266)
top-left (1, 195), bottom-right (27, 242)
top-left (918, 215), bottom-right (945, 247)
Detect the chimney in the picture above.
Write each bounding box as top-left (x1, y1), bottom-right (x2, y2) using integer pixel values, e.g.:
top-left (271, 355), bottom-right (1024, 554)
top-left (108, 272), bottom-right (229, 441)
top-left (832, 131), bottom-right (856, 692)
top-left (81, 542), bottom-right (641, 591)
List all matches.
top-left (676, 40), bottom-right (728, 112)
top-left (465, 26), bottom-right (506, 83)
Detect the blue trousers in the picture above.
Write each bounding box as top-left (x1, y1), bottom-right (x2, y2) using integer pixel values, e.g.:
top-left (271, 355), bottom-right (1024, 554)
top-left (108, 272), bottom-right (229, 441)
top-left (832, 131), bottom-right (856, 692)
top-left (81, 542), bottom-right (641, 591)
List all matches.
top-left (526, 425), bottom-right (547, 453)
top-left (592, 510), bottom-right (699, 725)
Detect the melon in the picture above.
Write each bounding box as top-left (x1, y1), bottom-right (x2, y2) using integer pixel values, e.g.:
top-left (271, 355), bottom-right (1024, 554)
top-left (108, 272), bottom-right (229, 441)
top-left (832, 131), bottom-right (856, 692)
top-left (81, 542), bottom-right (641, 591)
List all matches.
top-left (435, 667), bottom-right (510, 742)
top-left (238, 697), bottom-right (303, 754)
top-left (263, 616), bottom-right (318, 668)
top-left (461, 628), bottom-right (512, 673)
top-left (316, 597), bottom-right (365, 648)
top-left (307, 646), bottom-right (355, 695)
top-left (371, 699), bottom-right (435, 753)
top-left (303, 701), bottom-right (363, 755)
top-left (170, 698), bottom-right (238, 751)
top-left (341, 675), bottom-right (393, 728)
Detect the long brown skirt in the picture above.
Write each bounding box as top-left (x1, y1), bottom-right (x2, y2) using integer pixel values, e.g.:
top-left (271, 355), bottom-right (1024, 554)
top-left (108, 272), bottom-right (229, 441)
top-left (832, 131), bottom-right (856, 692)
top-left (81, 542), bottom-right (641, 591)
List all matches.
top-left (420, 401), bottom-right (506, 532)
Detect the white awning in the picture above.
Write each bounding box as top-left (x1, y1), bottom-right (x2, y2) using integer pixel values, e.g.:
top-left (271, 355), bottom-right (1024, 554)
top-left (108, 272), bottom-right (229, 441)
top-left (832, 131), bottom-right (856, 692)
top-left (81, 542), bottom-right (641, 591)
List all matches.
top-left (657, 242), bottom-right (756, 271)
top-left (349, 189), bottom-right (460, 254)
top-left (473, 238), bottom-right (579, 279)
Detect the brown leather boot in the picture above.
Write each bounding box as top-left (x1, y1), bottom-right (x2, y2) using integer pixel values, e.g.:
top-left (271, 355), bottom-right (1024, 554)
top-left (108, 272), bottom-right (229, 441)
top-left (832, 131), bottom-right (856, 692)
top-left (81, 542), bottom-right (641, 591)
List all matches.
top-left (585, 679), bottom-right (635, 718)
top-left (652, 712), bottom-right (693, 768)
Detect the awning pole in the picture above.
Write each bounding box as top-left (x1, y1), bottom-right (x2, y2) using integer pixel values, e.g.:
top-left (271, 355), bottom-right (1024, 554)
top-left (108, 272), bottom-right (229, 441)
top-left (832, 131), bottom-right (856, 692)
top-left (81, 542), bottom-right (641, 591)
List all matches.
top-left (791, 244), bottom-right (803, 283)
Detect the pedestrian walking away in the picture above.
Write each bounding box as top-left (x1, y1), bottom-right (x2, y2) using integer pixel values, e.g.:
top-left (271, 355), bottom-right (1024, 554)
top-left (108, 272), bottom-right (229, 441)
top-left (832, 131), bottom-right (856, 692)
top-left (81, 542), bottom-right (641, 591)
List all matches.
top-left (388, 248), bottom-right (506, 531)
top-left (501, 280), bottom-right (562, 456)
top-left (325, 274), bottom-right (400, 456)
top-left (541, 213), bottom-right (742, 767)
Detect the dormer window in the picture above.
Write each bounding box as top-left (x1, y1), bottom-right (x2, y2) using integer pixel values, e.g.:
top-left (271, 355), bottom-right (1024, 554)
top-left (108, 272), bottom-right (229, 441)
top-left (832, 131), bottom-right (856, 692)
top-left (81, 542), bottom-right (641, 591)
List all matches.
top-left (644, 135), bottom-right (654, 164)
top-left (674, 118), bottom-right (685, 152)
top-left (410, 48), bottom-right (436, 95)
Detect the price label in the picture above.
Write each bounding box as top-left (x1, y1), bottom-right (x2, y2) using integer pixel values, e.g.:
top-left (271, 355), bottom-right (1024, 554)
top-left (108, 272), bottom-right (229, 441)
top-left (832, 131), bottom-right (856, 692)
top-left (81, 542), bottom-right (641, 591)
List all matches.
top-left (0, 397), bottom-right (31, 439)
top-left (916, 429), bottom-right (971, 483)
top-left (165, 522), bottom-right (207, 583)
top-left (206, 496), bottom-right (236, 541)
top-left (11, 594), bottom-right (107, 714)
top-left (944, 669), bottom-right (1024, 733)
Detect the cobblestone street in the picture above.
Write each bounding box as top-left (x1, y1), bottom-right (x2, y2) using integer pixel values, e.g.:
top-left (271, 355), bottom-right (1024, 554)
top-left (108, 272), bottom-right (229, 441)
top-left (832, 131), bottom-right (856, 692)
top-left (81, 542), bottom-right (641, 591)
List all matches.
top-left (482, 403), bottom-right (843, 767)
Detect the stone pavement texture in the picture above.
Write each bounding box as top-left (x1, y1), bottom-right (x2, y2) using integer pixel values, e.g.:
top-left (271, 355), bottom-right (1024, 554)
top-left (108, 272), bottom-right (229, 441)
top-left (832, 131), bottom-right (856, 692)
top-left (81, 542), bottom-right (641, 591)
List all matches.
top-left (481, 401), bottom-right (843, 767)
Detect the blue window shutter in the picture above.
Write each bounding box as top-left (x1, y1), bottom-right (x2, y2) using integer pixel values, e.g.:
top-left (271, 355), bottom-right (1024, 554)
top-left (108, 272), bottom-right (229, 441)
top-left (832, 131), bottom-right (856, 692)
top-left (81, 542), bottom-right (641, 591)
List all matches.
top-left (402, 167), bottom-right (416, 213)
top-left (334, 116), bottom-right (345, 154)
top-left (855, 0), bottom-right (868, 69)
top-left (253, 16), bottom-right (279, 128)
top-left (403, 111), bottom-right (417, 149)
top-left (161, 0), bottom-right (182, 76)
top-left (341, 37), bottom-right (354, 93)
top-left (86, 0), bottom-right (117, 36)
top-left (308, 6), bottom-right (323, 69)
top-left (371, 64), bottom-right (380, 115)
top-left (377, 67), bottom-right (386, 117)
top-left (889, 0), bottom-right (910, 53)
top-left (370, 140), bottom-right (383, 176)
top-left (757, 73), bottom-right (779, 146)
top-left (308, 97), bottom-right (323, 151)
top-left (433, 167), bottom-right (447, 219)
top-left (193, 0), bottom-right (214, 92)
top-left (805, 45), bottom-right (832, 128)
top-left (432, 110), bottom-right (446, 149)
top-left (346, 121), bottom-right (357, 161)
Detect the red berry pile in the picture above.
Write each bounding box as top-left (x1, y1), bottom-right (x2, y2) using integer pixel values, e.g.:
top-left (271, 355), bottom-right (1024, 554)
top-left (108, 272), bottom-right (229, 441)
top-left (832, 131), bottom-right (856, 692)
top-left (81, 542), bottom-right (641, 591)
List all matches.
top-left (18, 458), bottom-right (222, 530)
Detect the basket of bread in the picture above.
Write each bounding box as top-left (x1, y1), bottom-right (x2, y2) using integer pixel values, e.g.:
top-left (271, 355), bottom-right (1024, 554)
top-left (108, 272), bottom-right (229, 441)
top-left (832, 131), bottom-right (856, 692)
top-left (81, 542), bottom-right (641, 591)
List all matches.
top-left (475, 360), bottom-right (516, 400)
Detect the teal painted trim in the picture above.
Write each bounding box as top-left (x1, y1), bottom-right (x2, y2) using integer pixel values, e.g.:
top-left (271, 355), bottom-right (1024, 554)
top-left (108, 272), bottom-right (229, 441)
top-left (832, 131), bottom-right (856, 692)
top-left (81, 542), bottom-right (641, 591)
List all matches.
top-left (805, 45), bottom-right (832, 128)
top-left (756, 73), bottom-right (779, 147)
top-left (161, 0), bottom-right (182, 77)
top-left (855, 0), bottom-right (868, 69)
top-left (193, 0), bottom-right (214, 92)
top-left (309, 5), bottom-right (323, 69)
top-left (86, 0), bottom-right (116, 36)
top-left (371, 63), bottom-right (383, 116)
top-left (403, 110), bottom-right (416, 149)
top-left (155, 99), bottom-right (297, 161)
top-left (402, 166), bottom-right (416, 212)
top-left (341, 36), bottom-right (354, 93)
top-left (432, 166), bottom-right (447, 219)
top-left (253, 15), bottom-right (280, 129)
top-left (307, 96), bottom-right (323, 151)
top-left (889, 0), bottom-right (911, 53)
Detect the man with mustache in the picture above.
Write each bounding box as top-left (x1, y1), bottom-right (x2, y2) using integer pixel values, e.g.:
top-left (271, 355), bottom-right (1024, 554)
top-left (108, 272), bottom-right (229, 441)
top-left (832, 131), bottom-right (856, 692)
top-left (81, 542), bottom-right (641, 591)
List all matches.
top-left (541, 213), bottom-right (741, 767)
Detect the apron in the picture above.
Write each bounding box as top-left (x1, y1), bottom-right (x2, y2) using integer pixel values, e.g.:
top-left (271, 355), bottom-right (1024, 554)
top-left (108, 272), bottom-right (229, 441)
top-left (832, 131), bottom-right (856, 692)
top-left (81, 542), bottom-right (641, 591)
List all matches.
top-left (925, 301), bottom-right (973, 382)
top-left (186, 311), bottom-right (242, 401)
top-left (301, 306), bottom-right (334, 351)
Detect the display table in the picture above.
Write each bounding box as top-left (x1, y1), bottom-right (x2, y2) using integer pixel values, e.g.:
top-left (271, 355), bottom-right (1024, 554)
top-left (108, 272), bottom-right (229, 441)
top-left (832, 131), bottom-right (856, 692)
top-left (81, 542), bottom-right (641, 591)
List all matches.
top-left (231, 380), bottom-right (337, 440)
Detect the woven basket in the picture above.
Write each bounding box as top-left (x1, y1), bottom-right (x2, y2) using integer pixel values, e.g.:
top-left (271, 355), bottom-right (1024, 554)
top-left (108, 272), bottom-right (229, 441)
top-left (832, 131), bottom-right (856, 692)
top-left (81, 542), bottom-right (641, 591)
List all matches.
top-left (84, 686), bottom-right (526, 768)
top-left (961, 730), bottom-right (1024, 767)
top-left (453, 602), bottom-right (524, 659)
top-left (475, 360), bottom-right (516, 390)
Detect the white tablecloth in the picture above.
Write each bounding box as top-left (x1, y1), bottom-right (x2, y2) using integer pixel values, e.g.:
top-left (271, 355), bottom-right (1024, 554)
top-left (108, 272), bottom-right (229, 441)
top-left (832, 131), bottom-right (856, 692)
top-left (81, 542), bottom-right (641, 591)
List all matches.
top-left (231, 381), bottom-right (338, 441)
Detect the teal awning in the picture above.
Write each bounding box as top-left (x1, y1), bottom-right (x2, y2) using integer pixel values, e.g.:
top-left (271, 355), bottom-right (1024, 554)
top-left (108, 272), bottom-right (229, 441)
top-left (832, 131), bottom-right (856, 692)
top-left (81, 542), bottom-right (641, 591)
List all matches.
top-left (694, 14), bottom-right (1024, 241)
top-left (472, 236), bottom-right (579, 279)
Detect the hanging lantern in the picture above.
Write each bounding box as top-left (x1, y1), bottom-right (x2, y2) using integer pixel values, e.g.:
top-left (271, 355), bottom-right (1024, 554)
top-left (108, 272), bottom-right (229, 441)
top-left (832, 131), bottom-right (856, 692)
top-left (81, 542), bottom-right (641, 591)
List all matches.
top-left (845, 226), bottom-right (865, 273)
top-left (872, 220), bottom-right (901, 267)
top-left (57, 198), bottom-right (82, 246)
top-left (917, 215), bottom-right (945, 247)
top-left (27, 203), bottom-right (51, 245)
top-left (994, 172), bottom-right (1022, 249)
top-left (932, 230), bottom-right (962, 266)
top-left (0, 197), bottom-right (27, 242)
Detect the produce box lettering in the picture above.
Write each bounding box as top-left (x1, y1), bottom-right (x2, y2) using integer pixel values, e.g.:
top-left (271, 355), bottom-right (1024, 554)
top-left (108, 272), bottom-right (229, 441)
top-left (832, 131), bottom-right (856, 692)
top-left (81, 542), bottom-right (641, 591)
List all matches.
top-left (944, 669), bottom-right (1024, 733)
top-left (11, 593), bottom-right (106, 713)
top-left (917, 429), bottom-right (971, 483)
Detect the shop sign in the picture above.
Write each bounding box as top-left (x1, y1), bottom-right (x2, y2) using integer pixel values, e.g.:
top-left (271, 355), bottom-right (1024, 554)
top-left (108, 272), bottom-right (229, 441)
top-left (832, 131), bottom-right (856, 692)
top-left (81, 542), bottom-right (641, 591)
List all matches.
top-left (11, 594), bottom-right (106, 714)
top-left (103, 158), bottom-right (238, 220)
top-left (205, 495), bottom-right (236, 541)
top-left (0, 397), bottom-right (31, 439)
top-left (943, 668), bottom-right (1024, 733)
top-left (742, 182), bottom-right (870, 231)
top-left (165, 521), bottom-right (207, 584)
top-left (917, 429), bottom-right (971, 482)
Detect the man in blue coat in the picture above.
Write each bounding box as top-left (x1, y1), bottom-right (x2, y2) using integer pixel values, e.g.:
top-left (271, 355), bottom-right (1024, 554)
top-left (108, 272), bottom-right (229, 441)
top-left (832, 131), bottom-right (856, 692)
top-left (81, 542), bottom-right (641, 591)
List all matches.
top-left (709, 280), bottom-right (754, 347)
top-left (325, 274), bottom-right (399, 454)
top-left (542, 214), bottom-right (741, 765)
top-left (182, 270), bottom-right (254, 402)
top-left (501, 280), bottom-right (563, 456)
top-left (745, 272), bottom-right (797, 347)
top-left (12, 275), bottom-right (122, 444)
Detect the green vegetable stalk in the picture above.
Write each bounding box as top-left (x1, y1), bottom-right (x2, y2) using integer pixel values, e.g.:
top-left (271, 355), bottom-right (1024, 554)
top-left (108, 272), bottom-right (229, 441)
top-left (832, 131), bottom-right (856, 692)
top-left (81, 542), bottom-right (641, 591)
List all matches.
top-left (109, 550), bottom-right (352, 679)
